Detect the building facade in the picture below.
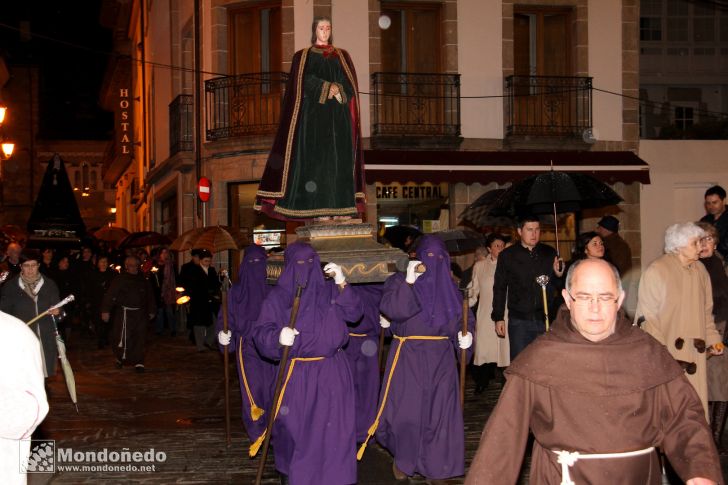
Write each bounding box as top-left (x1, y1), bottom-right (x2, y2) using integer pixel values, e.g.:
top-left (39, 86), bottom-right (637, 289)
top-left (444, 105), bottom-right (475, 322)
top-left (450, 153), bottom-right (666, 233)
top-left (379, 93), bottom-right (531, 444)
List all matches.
top-left (104, 0), bottom-right (721, 302)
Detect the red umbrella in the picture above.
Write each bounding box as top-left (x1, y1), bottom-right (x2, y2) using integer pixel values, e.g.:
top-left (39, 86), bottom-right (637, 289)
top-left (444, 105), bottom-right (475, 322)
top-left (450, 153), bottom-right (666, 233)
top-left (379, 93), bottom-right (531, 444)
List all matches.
top-left (93, 226), bottom-right (130, 247)
top-left (118, 231), bottom-right (172, 248)
top-left (0, 224), bottom-right (28, 246)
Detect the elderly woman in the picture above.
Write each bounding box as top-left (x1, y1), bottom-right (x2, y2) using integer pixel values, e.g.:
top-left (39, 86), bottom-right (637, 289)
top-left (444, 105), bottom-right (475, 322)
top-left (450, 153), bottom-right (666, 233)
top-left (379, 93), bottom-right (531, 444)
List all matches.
top-left (697, 222), bottom-right (728, 447)
top-left (636, 222), bottom-right (723, 418)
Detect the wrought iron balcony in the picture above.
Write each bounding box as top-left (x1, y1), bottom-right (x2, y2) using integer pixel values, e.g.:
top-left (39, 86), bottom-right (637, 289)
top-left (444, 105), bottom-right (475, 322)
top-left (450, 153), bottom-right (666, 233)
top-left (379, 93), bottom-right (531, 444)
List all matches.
top-left (169, 94), bottom-right (193, 156)
top-left (371, 72), bottom-right (461, 138)
top-left (505, 76), bottom-right (592, 137)
top-left (205, 72), bottom-right (287, 141)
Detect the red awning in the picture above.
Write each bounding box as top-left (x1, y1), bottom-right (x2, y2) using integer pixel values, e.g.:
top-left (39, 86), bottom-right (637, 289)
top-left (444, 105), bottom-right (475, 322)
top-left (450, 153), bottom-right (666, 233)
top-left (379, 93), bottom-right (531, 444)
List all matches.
top-left (363, 150), bottom-right (650, 185)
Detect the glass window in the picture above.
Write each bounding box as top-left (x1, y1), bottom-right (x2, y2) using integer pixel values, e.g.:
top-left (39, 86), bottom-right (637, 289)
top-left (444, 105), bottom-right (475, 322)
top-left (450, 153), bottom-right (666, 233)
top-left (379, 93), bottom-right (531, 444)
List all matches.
top-left (640, 17), bottom-right (662, 41)
top-left (720, 17), bottom-right (728, 42)
top-left (667, 0), bottom-right (688, 16)
top-left (667, 17), bottom-right (688, 41)
top-left (675, 106), bottom-right (694, 130)
top-left (693, 17), bottom-right (715, 42)
top-left (693, 47), bottom-right (715, 55)
top-left (641, 0), bottom-right (663, 17)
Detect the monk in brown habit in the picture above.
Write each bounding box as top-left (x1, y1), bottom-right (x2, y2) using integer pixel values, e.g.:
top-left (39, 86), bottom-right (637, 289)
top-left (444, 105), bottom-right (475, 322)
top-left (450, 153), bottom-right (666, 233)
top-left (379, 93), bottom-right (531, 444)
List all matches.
top-left (466, 259), bottom-right (722, 485)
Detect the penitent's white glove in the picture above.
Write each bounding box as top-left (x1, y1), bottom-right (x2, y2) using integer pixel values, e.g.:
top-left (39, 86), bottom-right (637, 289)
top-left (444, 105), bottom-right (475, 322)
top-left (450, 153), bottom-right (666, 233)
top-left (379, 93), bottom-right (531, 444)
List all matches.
top-left (379, 315), bottom-right (391, 329)
top-left (279, 327), bottom-right (300, 347)
top-left (218, 330), bottom-right (232, 346)
top-left (324, 262), bottom-right (346, 285)
top-left (406, 260), bottom-right (423, 284)
top-left (457, 331), bottom-right (473, 350)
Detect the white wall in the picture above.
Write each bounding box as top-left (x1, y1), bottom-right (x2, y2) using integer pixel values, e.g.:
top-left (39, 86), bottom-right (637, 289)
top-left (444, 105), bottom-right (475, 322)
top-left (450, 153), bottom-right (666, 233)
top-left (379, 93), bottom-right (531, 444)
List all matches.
top-left (457, 0), bottom-right (503, 139)
top-left (588, 0), bottom-right (622, 142)
top-left (294, 0), bottom-right (314, 51)
top-left (333, 0), bottom-right (370, 137)
top-left (639, 140), bottom-right (728, 267)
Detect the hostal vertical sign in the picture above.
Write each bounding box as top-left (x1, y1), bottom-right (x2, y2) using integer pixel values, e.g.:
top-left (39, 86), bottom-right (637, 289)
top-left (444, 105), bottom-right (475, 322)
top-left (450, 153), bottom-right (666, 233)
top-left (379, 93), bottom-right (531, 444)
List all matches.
top-left (118, 88), bottom-right (133, 159)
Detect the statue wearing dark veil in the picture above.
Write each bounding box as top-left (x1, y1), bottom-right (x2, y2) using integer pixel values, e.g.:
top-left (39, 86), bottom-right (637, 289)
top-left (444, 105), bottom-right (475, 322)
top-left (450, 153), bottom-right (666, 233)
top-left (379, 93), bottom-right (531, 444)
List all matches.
top-left (255, 16), bottom-right (365, 221)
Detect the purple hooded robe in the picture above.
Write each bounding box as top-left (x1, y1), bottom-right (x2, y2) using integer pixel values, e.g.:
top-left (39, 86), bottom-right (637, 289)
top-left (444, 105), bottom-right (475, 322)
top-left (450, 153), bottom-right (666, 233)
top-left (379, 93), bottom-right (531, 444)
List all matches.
top-left (346, 284), bottom-right (382, 442)
top-left (252, 242), bottom-right (362, 485)
top-left (374, 235), bottom-right (475, 480)
top-left (216, 244), bottom-right (273, 442)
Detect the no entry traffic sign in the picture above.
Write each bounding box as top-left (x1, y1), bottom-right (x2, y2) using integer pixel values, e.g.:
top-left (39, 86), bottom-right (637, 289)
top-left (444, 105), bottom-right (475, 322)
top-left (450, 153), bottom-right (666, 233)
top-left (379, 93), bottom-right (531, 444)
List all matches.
top-left (198, 177), bottom-right (211, 202)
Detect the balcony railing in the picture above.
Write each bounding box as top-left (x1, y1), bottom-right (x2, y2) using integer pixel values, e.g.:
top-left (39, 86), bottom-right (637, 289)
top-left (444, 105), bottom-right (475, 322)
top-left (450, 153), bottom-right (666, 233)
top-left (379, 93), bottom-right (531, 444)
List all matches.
top-left (371, 72), bottom-right (461, 138)
top-left (205, 72), bottom-right (287, 141)
top-left (169, 94), bottom-right (193, 156)
top-left (505, 76), bottom-right (592, 137)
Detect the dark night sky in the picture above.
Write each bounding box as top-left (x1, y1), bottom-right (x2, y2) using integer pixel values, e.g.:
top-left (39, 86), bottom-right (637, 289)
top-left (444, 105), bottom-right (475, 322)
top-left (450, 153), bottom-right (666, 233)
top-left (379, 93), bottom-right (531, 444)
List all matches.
top-left (0, 1), bottom-right (114, 140)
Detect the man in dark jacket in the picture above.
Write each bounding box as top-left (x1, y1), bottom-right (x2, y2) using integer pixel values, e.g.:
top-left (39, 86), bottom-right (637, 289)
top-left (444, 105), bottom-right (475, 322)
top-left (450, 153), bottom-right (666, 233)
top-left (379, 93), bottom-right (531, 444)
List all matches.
top-left (182, 249), bottom-right (220, 351)
top-left (0, 250), bottom-right (61, 377)
top-left (700, 185), bottom-right (728, 259)
top-left (89, 255), bottom-right (116, 348)
top-left (492, 215), bottom-right (563, 360)
top-left (101, 256), bottom-right (156, 372)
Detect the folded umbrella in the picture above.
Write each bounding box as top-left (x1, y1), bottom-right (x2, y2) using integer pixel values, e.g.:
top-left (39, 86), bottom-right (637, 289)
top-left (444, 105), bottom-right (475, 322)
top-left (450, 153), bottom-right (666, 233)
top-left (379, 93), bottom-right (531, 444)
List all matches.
top-left (53, 316), bottom-right (78, 413)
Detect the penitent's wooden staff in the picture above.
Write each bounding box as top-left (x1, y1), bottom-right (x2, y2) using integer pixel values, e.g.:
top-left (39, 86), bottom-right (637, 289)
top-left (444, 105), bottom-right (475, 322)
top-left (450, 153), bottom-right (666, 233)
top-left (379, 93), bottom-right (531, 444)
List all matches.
top-left (220, 270), bottom-right (232, 447)
top-left (460, 289), bottom-right (469, 408)
top-left (255, 285), bottom-right (304, 485)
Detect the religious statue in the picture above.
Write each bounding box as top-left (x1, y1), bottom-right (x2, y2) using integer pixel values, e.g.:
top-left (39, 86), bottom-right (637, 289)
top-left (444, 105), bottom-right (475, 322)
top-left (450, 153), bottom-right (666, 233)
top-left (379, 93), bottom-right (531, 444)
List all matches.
top-left (255, 16), bottom-right (366, 221)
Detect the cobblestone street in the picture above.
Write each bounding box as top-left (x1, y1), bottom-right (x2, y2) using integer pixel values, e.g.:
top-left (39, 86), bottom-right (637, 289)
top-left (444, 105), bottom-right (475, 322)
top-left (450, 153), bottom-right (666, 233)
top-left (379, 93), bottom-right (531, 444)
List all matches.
top-left (28, 330), bottom-right (728, 484)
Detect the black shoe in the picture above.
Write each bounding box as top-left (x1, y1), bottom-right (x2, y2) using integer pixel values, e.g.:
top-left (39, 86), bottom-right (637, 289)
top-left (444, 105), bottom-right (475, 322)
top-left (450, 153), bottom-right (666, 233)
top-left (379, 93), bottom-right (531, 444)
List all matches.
top-left (115, 359), bottom-right (123, 369)
top-left (135, 364), bottom-right (145, 373)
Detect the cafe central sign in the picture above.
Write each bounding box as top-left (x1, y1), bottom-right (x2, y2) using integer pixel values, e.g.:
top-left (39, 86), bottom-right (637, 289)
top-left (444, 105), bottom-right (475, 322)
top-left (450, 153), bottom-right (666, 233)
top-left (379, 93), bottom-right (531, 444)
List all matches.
top-left (375, 182), bottom-right (448, 200)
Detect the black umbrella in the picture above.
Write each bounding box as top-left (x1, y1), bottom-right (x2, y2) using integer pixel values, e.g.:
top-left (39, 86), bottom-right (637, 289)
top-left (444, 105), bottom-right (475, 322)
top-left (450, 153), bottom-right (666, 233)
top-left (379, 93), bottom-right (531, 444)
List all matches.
top-left (458, 188), bottom-right (517, 228)
top-left (383, 225), bottom-right (422, 252)
top-left (458, 171), bottom-right (622, 254)
top-left (433, 229), bottom-right (485, 253)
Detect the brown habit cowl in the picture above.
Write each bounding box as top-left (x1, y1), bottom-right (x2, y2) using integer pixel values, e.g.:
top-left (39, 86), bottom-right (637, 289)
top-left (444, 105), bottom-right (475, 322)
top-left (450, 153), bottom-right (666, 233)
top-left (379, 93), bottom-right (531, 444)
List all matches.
top-left (465, 307), bottom-right (723, 485)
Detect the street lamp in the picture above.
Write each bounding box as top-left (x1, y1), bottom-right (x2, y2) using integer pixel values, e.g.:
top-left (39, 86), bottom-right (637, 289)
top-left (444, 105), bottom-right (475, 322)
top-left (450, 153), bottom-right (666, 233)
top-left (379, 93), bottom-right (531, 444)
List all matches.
top-left (1, 142), bottom-right (13, 160)
top-left (0, 101), bottom-right (14, 161)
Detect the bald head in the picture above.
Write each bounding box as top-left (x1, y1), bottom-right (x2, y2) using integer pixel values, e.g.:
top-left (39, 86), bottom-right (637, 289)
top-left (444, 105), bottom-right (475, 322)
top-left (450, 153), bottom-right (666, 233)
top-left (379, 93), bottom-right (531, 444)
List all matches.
top-left (565, 258), bottom-right (622, 294)
top-left (6, 243), bottom-right (21, 262)
top-left (563, 259), bottom-right (626, 342)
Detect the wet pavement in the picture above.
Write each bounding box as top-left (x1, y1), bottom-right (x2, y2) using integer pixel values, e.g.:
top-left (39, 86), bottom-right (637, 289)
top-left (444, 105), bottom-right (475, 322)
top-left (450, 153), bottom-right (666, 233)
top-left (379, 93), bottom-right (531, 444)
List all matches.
top-left (29, 329), bottom-right (728, 484)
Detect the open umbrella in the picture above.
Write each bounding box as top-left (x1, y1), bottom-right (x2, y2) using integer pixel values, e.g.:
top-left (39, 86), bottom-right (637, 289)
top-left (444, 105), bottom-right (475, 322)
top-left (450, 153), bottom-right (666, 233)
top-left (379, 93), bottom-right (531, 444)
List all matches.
top-left (459, 189), bottom-right (517, 228)
top-left (433, 228), bottom-right (485, 253)
top-left (383, 225), bottom-right (422, 252)
top-left (0, 224), bottom-right (28, 245)
top-left (458, 171), bottom-right (622, 253)
top-left (176, 226), bottom-right (248, 253)
top-left (169, 228), bottom-right (206, 252)
top-left (93, 226), bottom-right (130, 246)
top-left (118, 231), bottom-right (172, 249)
